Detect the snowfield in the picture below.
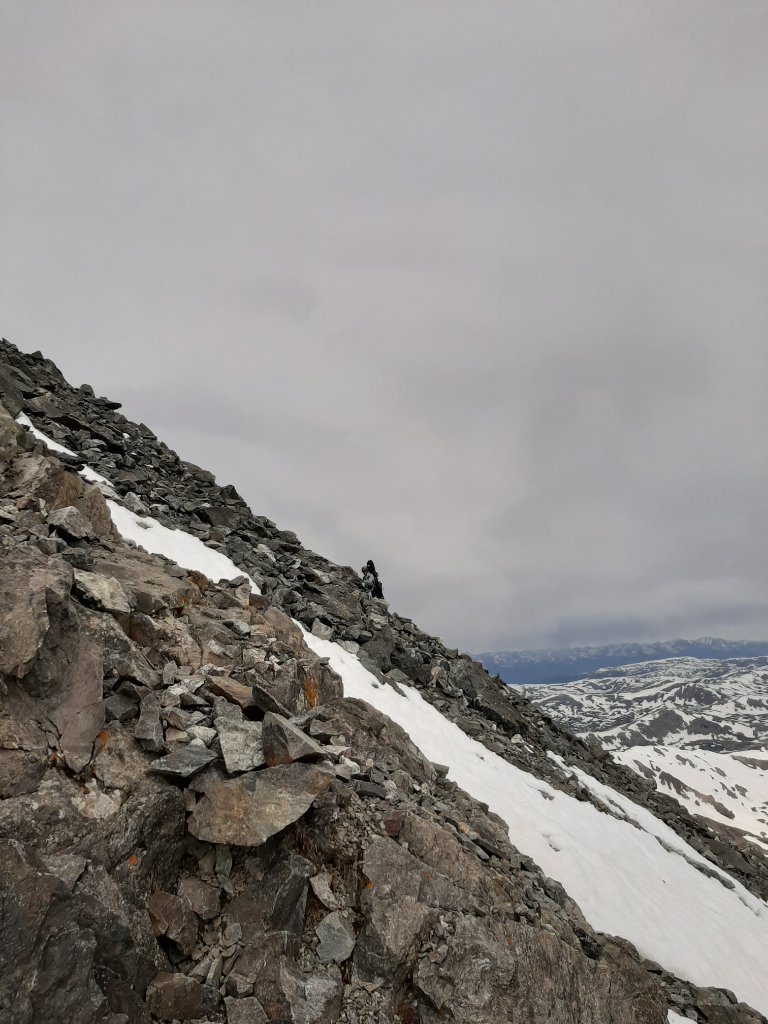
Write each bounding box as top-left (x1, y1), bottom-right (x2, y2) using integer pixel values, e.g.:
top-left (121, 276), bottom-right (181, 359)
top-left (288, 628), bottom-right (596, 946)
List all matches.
top-left (16, 417), bottom-right (768, 1017)
top-left (614, 745), bottom-right (768, 851)
top-left (303, 632), bottom-right (768, 1018)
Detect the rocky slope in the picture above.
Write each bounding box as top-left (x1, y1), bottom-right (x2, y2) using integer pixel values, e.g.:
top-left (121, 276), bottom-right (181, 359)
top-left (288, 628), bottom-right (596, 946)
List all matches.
top-left (525, 657), bottom-right (768, 851)
top-left (2, 337), bottom-right (768, 1024)
top-left (479, 640), bottom-right (768, 685)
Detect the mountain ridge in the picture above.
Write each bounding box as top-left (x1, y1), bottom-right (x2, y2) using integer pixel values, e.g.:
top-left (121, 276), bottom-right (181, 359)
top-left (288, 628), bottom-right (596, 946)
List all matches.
top-left (478, 638), bottom-right (768, 684)
top-left (2, 336), bottom-right (768, 1023)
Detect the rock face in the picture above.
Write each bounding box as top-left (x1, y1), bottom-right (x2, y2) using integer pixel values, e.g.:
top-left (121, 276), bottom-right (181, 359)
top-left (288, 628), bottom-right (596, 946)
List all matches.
top-left (1, 338), bottom-right (765, 1024)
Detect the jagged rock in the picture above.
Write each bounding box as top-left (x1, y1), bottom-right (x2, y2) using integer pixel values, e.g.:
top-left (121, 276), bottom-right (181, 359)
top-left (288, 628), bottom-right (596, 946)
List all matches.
top-left (309, 871), bottom-right (338, 910)
top-left (224, 995), bottom-right (269, 1023)
top-left (145, 972), bottom-right (217, 1020)
top-left (208, 675), bottom-right (257, 710)
top-left (135, 692), bottom-right (165, 753)
top-left (74, 568), bottom-right (133, 615)
top-left (262, 712), bottom-right (327, 766)
top-left (248, 678), bottom-right (292, 717)
top-left (148, 889), bottom-right (198, 955)
top-left (0, 543), bottom-right (72, 678)
top-left (227, 852), bottom-right (314, 940)
top-left (178, 877), bottom-right (221, 920)
top-left (281, 964), bottom-right (344, 1023)
top-left (148, 744), bottom-right (217, 778)
top-left (188, 763), bottom-right (334, 846)
top-left (315, 910), bottom-right (356, 963)
top-left (47, 504), bottom-right (95, 540)
top-left (0, 362), bottom-right (24, 415)
top-left (214, 698), bottom-right (266, 773)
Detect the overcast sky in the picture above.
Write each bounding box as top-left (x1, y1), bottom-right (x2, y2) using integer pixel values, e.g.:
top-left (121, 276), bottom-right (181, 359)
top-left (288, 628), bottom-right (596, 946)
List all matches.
top-left (2, 2), bottom-right (767, 652)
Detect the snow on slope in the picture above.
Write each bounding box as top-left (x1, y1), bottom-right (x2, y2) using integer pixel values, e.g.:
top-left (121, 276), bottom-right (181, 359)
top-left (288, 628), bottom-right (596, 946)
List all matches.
top-left (106, 500), bottom-right (261, 594)
top-left (301, 632), bottom-right (768, 1017)
top-left (525, 656), bottom-right (768, 848)
top-left (16, 412), bottom-right (77, 455)
top-left (613, 745), bottom-right (768, 852)
top-left (14, 417), bottom-right (261, 594)
top-left (19, 418), bottom-right (768, 1015)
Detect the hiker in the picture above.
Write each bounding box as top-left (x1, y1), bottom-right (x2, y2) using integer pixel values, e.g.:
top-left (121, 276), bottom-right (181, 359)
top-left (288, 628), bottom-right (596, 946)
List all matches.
top-left (361, 559), bottom-right (384, 600)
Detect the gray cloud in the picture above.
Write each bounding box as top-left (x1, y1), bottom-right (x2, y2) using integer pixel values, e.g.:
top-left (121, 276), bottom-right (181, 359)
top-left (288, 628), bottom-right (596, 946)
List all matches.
top-left (2, 1), bottom-right (766, 651)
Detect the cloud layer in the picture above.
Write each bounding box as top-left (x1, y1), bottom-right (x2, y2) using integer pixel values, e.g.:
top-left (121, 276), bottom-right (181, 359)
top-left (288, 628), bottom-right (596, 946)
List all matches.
top-left (2, 1), bottom-right (766, 650)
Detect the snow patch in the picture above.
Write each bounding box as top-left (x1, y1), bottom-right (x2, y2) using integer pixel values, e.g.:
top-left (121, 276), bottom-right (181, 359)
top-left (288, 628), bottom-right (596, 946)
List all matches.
top-left (106, 500), bottom-right (261, 594)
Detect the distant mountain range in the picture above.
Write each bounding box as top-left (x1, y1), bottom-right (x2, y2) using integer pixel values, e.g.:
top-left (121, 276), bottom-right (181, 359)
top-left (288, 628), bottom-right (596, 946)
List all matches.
top-left (524, 655), bottom-right (768, 851)
top-left (476, 637), bottom-right (768, 684)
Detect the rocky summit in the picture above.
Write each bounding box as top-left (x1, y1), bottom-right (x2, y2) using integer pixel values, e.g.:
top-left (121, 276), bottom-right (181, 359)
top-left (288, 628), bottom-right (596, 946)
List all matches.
top-left (1, 336), bottom-right (768, 1024)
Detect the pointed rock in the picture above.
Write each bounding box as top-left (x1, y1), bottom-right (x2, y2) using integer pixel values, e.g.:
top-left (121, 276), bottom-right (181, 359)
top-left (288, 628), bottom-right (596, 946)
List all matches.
top-left (148, 744), bottom-right (217, 778)
top-left (214, 698), bottom-right (265, 773)
top-left (135, 693), bottom-right (165, 753)
top-left (188, 763), bottom-right (334, 846)
top-left (262, 711), bottom-right (328, 766)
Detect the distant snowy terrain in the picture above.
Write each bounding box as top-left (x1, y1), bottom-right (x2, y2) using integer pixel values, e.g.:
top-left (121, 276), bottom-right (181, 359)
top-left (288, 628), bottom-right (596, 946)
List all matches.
top-left (526, 656), bottom-right (768, 850)
top-left (22, 416), bottom-right (768, 1017)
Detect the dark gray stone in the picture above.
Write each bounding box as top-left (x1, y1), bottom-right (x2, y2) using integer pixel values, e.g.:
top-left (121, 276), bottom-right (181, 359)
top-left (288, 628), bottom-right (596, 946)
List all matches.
top-left (148, 744), bottom-right (217, 778)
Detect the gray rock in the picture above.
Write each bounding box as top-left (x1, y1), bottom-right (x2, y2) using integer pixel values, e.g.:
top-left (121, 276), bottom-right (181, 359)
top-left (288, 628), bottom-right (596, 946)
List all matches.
top-left (225, 995), bottom-right (268, 1023)
top-left (73, 568), bottom-right (133, 615)
top-left (0, 544), bottom-right (72, 678)
top-left (40, 852), bottom-right (87, 890)
top-left (135, 692), bottom-right (165, 753)
top-left (178, 876), bottom-right (221, 920)
top-left (309, 871), bottom-right (338, 910)
top-left (148, 744), bottom-right (217, 778)
top-left (262, 711), bottom-right (328, 766)
top-left (145, 972), bottom-right (217, 1021)
top-left (188, 763), bottom-right (334, 846)
top-left (311, 619), bottom-right (334, 641)
top-left (315, 910), bottom-right (356, 963)
top-left (247, 678), bottom-right (292, 717)
top-left (214, 698), bottom-right (266, 773)
top-left (148, 889), bottom-right (199, 955)
top-left (47, 505), bottom-right (94, 541)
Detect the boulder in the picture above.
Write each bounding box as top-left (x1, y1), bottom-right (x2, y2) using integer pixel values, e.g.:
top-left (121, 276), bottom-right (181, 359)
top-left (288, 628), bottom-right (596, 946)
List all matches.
top-left (178, 877), bottom-right (221, 920)
top-left (73, 569), bottom-right (133, 616)
top-left (315, 911), bottom-right (356, 963)
top-left (0, 544), bottom-right (72, 678)
top-left (262, 712), bottom-right (327, 766)
top-left (145, 972), bottom-right (217, 1021)
top-left (47, 504), bottom-right (94, 541)
top-left (214, 698), bottom-right (266, 773)
top-left (188, 763), bottom-right (334, 846)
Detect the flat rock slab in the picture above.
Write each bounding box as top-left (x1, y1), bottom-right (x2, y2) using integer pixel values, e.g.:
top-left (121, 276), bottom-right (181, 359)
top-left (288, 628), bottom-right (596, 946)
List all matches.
top-left (148, 744), bottom-right (217, 778)
top-left (74, 568), bottom-right (132, 615)
top-left (208, 676), bottom-right (256, 710)
top-left (214, 698), bottom-right (265, 773)
top-left (262, 711), bottom-right (327, 766)
top-left (188, 763), bottom-right (334, 846)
